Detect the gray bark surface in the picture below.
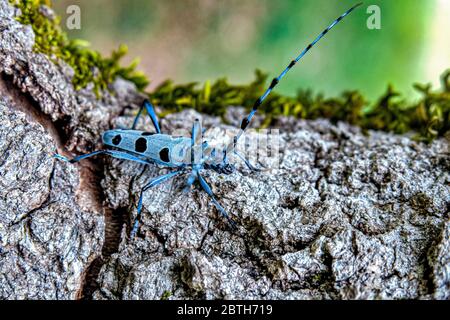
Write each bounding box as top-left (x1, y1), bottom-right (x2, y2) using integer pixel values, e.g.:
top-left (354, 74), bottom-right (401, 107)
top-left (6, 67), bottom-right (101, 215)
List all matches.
top-left (0, 1), bottom-right (449, 300)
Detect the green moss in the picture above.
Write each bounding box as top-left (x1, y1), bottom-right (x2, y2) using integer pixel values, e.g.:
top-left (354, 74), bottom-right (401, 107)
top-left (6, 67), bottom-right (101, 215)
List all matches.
top-left (10, 1), bottom-right (449, 141)
top-left (151, 69), bottom-right (450, 142)
top-left (160, 290), bottom-right (172, 300)
top-left (9, 0), bottom-right (149, 95)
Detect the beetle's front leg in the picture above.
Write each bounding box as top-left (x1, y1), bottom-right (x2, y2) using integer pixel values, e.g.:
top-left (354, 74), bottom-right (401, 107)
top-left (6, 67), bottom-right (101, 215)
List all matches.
top-left (131, 169), bottom-right (184, 238)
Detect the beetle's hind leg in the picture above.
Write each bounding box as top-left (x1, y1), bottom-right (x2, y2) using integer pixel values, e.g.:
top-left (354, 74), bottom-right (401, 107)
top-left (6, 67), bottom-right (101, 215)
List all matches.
top-left (54, 150), bottom-right (153, 165)
top-left (54, 150), bottom-right (106, 163)
top-left (132, 99), bottom-right (161, 133)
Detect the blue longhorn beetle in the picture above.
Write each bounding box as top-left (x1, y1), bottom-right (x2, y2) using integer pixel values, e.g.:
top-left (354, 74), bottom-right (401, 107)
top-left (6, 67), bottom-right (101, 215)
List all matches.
top-left (55, 3), bottom-right (362, 237)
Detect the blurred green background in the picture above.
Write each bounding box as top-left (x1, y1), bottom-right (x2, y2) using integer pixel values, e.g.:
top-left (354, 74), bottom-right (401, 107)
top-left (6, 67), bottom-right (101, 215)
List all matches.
top-left (53, 0), bottom-right (449, 101)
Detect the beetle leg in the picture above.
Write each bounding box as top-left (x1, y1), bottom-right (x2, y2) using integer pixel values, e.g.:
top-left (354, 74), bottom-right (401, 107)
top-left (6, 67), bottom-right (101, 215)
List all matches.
top-left (190, 119), bottom-right (203, 165)
top-left (54, 150), bottom-right (154, 165)
top-left (234, 151), bottom-right (266, 172)
top-left (198, 173), bottom-right (236, 229)
top-left (132, 99), bottom-right (161, 133)
top-left (131, 170), bottom-right (184, 238)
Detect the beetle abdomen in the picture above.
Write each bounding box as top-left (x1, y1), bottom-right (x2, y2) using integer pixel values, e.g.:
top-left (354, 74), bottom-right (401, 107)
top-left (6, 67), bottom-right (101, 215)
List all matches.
top-left (102, 129), bottom-right (190, 166)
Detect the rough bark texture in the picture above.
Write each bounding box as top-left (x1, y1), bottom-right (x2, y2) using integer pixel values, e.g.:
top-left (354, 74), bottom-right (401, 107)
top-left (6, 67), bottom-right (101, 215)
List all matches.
top-left (0, 1), bottom-right (449, 300)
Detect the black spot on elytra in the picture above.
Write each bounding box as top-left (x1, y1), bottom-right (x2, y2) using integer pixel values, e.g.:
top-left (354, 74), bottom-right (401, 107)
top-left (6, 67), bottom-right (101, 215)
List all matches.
top-left (135, 137), bottom-right (147, 153)
top-left (112, 135), bottom-right (122, 145)
top-left (141, 132), bottom-right (155, 136)
top-left (159, 147), bottom-right (170, 162)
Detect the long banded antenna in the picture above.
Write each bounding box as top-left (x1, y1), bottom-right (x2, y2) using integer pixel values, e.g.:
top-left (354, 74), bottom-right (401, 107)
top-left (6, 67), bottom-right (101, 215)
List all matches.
top-left (228, 2), bottom-right (362, 152)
